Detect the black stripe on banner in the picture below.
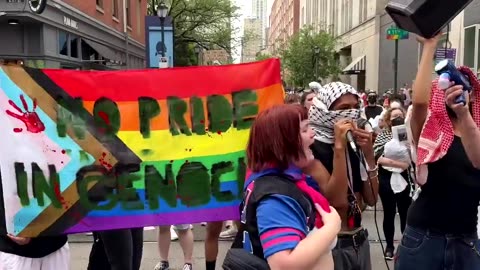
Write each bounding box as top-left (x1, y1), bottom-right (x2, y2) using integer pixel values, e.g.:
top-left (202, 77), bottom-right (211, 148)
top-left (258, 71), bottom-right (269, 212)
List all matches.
top-left (21, 67), bottom-right (142, 236)
top-left (24, 67), bottom-right (142, 165)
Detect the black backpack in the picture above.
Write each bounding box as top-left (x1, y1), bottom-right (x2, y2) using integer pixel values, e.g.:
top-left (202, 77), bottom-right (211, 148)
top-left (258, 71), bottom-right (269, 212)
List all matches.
top-left (222, 174), bottom-right (316, 270)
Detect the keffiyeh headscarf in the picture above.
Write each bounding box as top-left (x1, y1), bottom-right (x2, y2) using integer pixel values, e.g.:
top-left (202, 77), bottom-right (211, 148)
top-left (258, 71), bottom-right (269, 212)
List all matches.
top-left (309, 82), bottom-right (362, 143)
top-left (415, 66), bottom-right (480, 185)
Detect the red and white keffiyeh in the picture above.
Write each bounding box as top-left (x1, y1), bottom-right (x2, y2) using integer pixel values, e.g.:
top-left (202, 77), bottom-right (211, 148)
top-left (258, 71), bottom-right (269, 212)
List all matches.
top-left (416, 66), bottom-right (480, 185)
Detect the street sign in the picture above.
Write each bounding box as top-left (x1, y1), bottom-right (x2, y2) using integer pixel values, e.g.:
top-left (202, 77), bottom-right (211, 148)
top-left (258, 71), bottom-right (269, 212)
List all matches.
top-left (159, 56), bottom-right (168, 69)
top-left (435, 48), bottom-right (457, 63)
top-left (387, 27), bottom-right (409, 40)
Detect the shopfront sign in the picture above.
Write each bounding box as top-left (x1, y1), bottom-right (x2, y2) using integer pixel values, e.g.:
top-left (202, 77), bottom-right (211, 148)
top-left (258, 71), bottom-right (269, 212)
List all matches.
top-left (63, 16), bottom-right (79, 30)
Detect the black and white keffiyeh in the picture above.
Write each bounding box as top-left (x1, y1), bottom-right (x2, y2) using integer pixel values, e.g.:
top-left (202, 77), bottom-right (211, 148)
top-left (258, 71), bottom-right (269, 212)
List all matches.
top-left (373, 130), bottom-right (393, 159)
top-left (309, 82), bottom-right (361, 143)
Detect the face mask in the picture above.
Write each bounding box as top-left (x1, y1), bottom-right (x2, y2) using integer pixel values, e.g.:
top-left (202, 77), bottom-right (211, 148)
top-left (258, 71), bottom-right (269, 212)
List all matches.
top-left (391, 117), bottom-right (405, 127)
top-left (368, 96), bottom-right (377, 104)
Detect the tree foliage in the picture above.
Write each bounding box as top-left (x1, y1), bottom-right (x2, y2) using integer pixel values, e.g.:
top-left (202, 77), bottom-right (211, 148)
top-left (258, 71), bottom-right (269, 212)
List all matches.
top-left (255, 52), bottom-right (272, 61)
top-left (148, 0), bottom-right (240, 66)
top-left (281, 26), bottom-right (340, 86)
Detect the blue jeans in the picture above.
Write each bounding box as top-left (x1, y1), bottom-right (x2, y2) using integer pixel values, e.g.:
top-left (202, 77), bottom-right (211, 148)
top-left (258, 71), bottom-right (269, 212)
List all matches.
top-left (395, 226), bottom-right (480, 270)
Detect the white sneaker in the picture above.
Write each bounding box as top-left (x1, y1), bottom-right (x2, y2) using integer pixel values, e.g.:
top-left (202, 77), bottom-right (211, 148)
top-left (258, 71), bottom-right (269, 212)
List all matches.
top-left (170, 226), bottom-right (179, 241)
top-left (200, 222), bottom-right (207, 226)
top-left (182, 263), bottom-right (193, 270)
top-left (219, 226), bottom-right (237, 240)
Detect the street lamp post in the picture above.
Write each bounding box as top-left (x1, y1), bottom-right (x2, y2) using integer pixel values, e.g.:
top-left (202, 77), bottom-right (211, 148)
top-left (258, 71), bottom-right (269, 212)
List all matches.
top-left (157, 1), bottom-right (168, 58)
top-left (194, 44), bottom-right (201, 65)
top-left (314, 46), bottom-right (320, 81)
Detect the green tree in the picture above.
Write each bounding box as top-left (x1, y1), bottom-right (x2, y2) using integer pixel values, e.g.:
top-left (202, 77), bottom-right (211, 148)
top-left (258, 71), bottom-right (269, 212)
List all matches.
top-left (148, 0), bottom-right (240, 66)
top-left (281, 26), bottom-right (340, 86)
top-left (255, 52), bottom-right (272, 61)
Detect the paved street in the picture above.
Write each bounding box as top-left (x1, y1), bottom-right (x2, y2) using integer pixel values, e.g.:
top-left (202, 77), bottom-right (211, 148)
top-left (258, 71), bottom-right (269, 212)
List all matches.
top-left (69, 206), bottom-right (399, 270)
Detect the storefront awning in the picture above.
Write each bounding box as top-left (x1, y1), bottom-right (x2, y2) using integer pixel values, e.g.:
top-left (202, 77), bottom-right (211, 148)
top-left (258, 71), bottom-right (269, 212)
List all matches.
top-left (342, 55), bottom-right (366, 75)
top-left (83, 39), bottom-right (123, 63)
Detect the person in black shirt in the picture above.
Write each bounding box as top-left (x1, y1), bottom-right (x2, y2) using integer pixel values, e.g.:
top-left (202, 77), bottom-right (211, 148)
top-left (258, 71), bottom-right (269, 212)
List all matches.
top-left (395, 35), bottom-right (480, 270)
top-left (0, 234), bottom-right (69, 269)
top-left (364, 91), bottom-right (384, 120)
top-left (305, 82), bottom-right (379, 270)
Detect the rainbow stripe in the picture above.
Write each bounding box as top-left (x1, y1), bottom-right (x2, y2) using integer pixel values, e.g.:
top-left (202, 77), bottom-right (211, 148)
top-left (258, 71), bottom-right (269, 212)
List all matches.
top-left (0, 59), bottom-right (284, 236)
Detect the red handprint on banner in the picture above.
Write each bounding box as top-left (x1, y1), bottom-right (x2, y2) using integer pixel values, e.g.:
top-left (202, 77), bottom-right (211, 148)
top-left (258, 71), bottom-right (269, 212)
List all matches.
top-left (6, 95), bottom-right (45, 133)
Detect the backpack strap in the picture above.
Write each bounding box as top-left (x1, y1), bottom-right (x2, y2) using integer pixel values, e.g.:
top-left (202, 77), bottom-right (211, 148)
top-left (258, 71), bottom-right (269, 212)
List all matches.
top-left (232, 174), bottom-right (316, 260)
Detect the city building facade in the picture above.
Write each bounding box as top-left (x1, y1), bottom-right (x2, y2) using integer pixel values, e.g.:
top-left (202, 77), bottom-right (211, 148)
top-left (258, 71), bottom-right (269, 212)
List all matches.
top-left (462, 0), bottom-right (480, 75)
top-left (252, 0), bottom-right (268, 47)
top-left (298, 0), bottom-right (465, 92)
top-left (242, 17), bottom-right (263, 62)
top-left (268, 0), bottom-right (300, 54)
top-left (0, 0), bottom-right (146, 70)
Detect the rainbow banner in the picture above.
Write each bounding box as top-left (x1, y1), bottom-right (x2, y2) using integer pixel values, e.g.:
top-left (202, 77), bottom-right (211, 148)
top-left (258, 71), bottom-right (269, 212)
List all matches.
top-left (0, 59), bottom-right (284, 237)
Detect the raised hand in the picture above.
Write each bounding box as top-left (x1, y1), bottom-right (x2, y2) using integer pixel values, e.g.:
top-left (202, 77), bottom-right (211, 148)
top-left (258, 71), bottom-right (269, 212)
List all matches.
top-left (6, 94), bottom-right (45, 133)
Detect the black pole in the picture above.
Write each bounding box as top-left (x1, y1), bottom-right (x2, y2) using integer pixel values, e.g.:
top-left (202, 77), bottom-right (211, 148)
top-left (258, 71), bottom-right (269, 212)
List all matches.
top-left (394, 38), bottom-right (398, 96)
top-left (160, 17), bottom-right (165, 57)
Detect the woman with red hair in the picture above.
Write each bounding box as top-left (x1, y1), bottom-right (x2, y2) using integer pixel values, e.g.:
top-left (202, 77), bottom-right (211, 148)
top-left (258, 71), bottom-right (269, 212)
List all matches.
top-left (237, 104), bottom-right (341, 270)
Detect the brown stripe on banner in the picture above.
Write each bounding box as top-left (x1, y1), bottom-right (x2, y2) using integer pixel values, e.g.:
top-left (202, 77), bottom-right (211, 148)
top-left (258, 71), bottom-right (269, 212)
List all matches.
top-left (2, 65), bottom-right (119, 237)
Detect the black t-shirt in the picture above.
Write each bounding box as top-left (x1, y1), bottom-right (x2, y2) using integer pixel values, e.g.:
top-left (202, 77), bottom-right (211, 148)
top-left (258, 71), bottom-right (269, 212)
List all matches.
top-left (311, 140), bottom-right (364, 228)
top-left (407, 136), bottom-right (480, 234)
top-left (311, 140), bottom-right (363, 193)
top-left (0, 235), bottom-right (67, 258)
top-left (365, 105), bottom-right (383, 120)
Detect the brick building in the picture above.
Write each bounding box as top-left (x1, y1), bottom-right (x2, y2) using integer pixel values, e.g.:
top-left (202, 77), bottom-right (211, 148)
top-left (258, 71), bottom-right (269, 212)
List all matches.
top-left (0, 0), bottom-right (147, 69)
top-left (268, 0), bottom-right (300, 54)
top-left (202, 49), bottom-right (230, 65)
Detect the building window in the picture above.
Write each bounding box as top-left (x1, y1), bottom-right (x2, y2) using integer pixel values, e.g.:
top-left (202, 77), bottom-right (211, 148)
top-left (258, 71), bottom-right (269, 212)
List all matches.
top-left (363, 0), bottom-right (368, 21)
top-left (348, 0), bottom-right (352, 30)
top-left (70, 35), bottom-right (79, 58)
top-left (464, 26), bottom-right (476, 70)
top-left (96, 0), bottom-right (103, 8)
top-left (59, 31), bottom-right (69, 56)
top-left (112, 0), bottom-right (119, 18)
top-left (136, 0), bottom-right (141, 35)
top-left (126, 0), bottom-right (131, 27)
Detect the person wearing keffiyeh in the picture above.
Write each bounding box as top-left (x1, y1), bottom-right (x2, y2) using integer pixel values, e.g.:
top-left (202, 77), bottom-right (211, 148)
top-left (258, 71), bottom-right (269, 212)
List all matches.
top-left (373, 107), bottom-right (413, 261)
top-left (395, 35), bottom-right (480, 270)
top-left (304, 82), bottom-right (379, 270)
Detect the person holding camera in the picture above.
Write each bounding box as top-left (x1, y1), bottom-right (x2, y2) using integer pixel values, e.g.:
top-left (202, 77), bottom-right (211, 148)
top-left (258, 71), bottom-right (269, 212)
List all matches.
top-left (373, 107), bottom-right (413, 260)
top-left (395, 34), bottom-right (480, 270)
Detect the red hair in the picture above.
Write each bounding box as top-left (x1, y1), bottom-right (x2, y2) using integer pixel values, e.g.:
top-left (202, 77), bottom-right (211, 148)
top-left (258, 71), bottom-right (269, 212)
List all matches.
top-left (247, 104), bottom-right (308, 172)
